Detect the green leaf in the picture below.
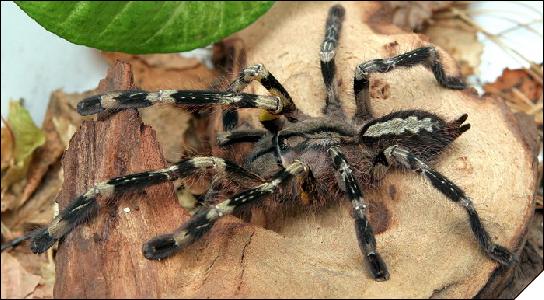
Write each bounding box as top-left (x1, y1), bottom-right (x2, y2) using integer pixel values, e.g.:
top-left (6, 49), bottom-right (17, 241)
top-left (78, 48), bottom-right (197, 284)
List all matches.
top-left (15, 1), bottom-right (274, 54)
top-left (1, 100), bottom-right (46, 191)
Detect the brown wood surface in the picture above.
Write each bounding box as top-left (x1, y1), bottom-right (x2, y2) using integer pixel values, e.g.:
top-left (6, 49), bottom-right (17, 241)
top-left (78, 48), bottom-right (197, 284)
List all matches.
top-left (53, 62), bottom-right (190, 298)
top-left (53, 2), bottom-right (537, 299)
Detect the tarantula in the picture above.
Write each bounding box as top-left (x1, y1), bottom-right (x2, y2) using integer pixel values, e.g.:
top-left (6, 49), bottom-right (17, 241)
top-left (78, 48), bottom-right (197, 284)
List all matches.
top-left (7, 4), bottom-right (514, 281)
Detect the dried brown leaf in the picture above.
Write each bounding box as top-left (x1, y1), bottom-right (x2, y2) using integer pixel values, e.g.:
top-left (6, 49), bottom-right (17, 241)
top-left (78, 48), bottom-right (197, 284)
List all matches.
top-left (103, 52), bottom-right (203, 70)
top-left (484, 68), bottom-right (543, 103)
top-left (2, 164), bottom-right (60, 230)
top-left (484, 67), bottom-right (543, 124)
top-left (1, 121), bottom-right (14, 172)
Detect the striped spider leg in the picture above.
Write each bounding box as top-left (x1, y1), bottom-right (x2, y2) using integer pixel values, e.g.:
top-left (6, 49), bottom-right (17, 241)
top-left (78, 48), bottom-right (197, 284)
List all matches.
top-left (320, 4), bottom-right (345, 119)
top-left (353, 46), bottom-right (467, 122)
top-left (24, 157), bottom-right (263, 254)
top-left (143, 160), bottom-right (308, 260)
top-left (220, 63), bottom-right (299, 167)
top-left (216, 129), bottom-right (268, 147)
top-left (76, 90), bottom-right (287, 117)
top-left (223, 63), bottom-right (298, 131)
top-left (328, 147), bottom-right (389, 281)
top-left (382, 145), bottom-right (515, 266)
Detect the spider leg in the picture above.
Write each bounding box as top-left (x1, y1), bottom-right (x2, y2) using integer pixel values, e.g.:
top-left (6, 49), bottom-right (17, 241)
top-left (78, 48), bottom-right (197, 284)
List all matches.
top-left (320, 4), bottom-right (346, 119)
top-left (223, 63), bottom-right (297, 130)
top-left (216, 129), bottom-right (268, 147)
top-left (21, 157), bottom-right (262, 254)
top-left (328, 147), bottom-right (389, 281)
top-left (353, 47), bottom-right (466, 122)
top-left (143, 160), bottom-right (308, 260)
top-left (382, 145), bottom-right (515, 266)
top-left (77, 90), bottom-right (288, 117)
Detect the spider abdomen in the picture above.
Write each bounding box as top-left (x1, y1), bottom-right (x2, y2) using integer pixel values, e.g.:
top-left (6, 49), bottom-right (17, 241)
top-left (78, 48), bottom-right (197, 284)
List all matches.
top-left (360, 110), bottom-right (470, 161)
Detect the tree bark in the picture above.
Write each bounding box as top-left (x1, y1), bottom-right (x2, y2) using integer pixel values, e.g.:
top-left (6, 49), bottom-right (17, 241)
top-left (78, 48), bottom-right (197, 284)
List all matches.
top-left (53, 2), bottom-right (537, 298)
top-left (53, 61), bottom-right (190, 298)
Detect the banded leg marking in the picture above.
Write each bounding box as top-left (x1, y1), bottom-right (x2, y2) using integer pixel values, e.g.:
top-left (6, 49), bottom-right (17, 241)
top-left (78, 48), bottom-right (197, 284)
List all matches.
top-left (383, 145), bottom-right (515, 266)
top-left (143, 161), bottom-right (308, 260)
top-left (328, 147), bottom-right (389, 281)
top-left (77, 90), bottom-right (284, 116)
top-left (320, 4), bottom-right (346, 118)
top-left (216, 129), bottom-right (268, 147)
top-left (228, 64), bottom-right (295, 113)
top-left (27, 157), bottom-right (262, 254)
top-left (222, 63), bottom-right (298, 130)
top-left (353, 47), bottom-right (466, 122)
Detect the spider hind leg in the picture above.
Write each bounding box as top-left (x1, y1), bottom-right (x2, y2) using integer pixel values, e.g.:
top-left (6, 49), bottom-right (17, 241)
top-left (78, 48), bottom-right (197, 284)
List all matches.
top-left (142, 161), bottom-right (308, 260)
top-left (383, 145), bottom-right (515, 266)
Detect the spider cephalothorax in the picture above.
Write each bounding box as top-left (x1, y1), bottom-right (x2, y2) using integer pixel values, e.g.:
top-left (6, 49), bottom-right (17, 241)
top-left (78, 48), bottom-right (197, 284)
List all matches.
top-left (7, 4), bottom-right (514, 281)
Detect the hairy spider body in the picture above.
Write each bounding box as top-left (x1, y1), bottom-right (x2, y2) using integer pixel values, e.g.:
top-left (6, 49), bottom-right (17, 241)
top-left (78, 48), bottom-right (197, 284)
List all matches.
top-left (3, 4), bottom-right (515, 282)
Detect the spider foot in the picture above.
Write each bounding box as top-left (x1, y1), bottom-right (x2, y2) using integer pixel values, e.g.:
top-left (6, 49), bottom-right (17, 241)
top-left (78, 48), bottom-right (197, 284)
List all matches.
top-left (142, 233), bottom-right (180, 260)
top-left (30, 229), bottom-right (56, 254)
top-left (489, 244), bottom-right (516, 267)
top-left (367, 253), bottom-right (390, 281)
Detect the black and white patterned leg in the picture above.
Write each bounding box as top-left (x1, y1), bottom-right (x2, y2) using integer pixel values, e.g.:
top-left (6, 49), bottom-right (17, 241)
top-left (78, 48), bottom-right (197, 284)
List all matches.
top-left (382, 145), bottom-right (515, 266)
top-left (77, 90), bottom-right (286, 117)
top-left (22, 157), bottom-right (262, 254)
top-left (328, 147), bottom-right (389, 281)
top-left (143, 160), bottom-right (308, 260)
top-left (320, 4), bottom-right (345, 119)
top-left (353, 47), bottom-right (466, 122)
top-left (223, 63), bottom-right (295, 130)
top-left (216, 129), bottom-right (268, 147)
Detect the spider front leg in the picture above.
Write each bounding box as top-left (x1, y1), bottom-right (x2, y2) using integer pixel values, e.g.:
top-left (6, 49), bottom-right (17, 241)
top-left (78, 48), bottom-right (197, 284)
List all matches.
top-left (143, 160), bottom-right (308, 259)
top-left (353, 47), bottom-right (466, 122)
top-left (223, 63), bottom-right (298, 130)
top-left (328, 147), bottom-right (389, 281)
top-left (382, 145), bottom-right (515, 266)
top-left (18, 157), bottom-right (262, 254)
top-left (77, 90), bottom-right (287, 118)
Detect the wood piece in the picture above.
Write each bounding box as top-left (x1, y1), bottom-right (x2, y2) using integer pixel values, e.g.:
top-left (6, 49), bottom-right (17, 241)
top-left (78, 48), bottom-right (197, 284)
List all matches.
top-left (221, 2), bottom-right (535, 298)
top-left (53, 2), bottom-right (537, 299)
top-left (53, 61), bottom-right (189, 298)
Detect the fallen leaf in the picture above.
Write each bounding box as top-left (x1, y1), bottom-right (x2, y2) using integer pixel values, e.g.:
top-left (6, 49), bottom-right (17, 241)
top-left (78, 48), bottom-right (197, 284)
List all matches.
top-left (1, 252), bottom-right (41, 299)
top-left (105, 52), bottom-right (203, 70)
top-left (1, 101), bottom-right (46, 203)
top-left (1, 121), bottom-right (14, 172)
top-left (484, 68), bottom-right (543, 103)
top-left (2, 164), bottom-right (60, 230)
top-left (483, 68), bottom-right (543, 124)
